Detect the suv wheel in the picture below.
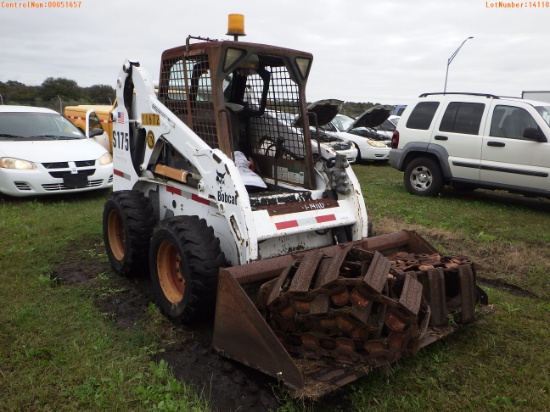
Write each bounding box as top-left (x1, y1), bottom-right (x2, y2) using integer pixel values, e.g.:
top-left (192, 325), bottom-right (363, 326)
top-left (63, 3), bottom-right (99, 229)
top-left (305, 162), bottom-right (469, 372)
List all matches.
top-left (404, 157), bottom-right (444, 196)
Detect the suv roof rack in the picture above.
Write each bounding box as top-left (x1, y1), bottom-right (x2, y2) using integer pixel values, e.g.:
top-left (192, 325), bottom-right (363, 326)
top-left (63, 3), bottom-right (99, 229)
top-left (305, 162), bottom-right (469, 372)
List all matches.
top-left (419, 92), bottom-right (500, 99)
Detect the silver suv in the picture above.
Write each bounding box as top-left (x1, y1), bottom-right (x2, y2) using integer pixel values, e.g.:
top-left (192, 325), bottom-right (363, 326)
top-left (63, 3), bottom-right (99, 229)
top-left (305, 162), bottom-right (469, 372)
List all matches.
top-left (389, 93), bottom-right (550, 198)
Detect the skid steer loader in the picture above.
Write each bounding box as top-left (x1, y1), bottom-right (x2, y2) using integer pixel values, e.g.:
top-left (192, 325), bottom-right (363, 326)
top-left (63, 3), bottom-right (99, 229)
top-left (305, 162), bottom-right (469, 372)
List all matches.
top-left (103, 19), bottom-right (488, 397)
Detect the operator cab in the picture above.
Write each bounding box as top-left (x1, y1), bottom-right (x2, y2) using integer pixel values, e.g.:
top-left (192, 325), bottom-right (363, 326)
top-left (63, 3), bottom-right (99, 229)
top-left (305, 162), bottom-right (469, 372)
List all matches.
top-left (157, 38), bottom-right (319, 199)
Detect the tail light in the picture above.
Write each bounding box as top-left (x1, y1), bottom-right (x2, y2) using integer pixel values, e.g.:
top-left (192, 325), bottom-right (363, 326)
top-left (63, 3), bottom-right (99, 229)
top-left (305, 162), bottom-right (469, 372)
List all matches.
top-left (391, 130), bottom-right (400, 149)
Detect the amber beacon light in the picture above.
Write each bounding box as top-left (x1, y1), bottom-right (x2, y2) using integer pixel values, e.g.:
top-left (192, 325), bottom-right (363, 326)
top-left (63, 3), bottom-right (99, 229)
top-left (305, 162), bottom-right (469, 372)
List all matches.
top-left (227, 14), bottom-right (246, 40)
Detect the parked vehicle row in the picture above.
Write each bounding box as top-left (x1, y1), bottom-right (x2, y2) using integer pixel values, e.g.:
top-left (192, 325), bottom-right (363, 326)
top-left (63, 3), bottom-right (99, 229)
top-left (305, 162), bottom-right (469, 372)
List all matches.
top-left (9, 92), bottom-right (547, 202)
top-left (309, 101), bottom-right (395, 163)
top-left (0, 98), bottom-right (395, 199)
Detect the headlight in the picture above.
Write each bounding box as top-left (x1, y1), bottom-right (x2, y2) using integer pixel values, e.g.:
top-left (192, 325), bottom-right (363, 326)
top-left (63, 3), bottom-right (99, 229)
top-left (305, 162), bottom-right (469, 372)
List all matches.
top-left (0, 157), bottom-right (36, 170)
top-left (98, 152), bottom-right (113, 165)
top-left (367, 140), bottom-right (387, 148)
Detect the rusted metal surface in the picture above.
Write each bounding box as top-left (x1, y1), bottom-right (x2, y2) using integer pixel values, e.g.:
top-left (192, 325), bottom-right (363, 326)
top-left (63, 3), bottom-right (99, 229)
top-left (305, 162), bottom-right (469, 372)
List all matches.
top-left (212, 230), bottom-right (488, 398)
top-left (229, 231), bottom-right (427, 284)
top-left (363, 250), bottom-right (390, 294)
top-left (425, 268), bottom-right (448, 326)
top-left (253, 198), bottom-right (339, 215)
top-left (213, 269), bottom-right (305, 390)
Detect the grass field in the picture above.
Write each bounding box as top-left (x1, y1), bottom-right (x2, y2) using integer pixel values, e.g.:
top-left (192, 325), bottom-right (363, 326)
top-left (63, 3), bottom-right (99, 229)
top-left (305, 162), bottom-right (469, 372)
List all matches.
top-left (1, 164), bottom-right (549, 411)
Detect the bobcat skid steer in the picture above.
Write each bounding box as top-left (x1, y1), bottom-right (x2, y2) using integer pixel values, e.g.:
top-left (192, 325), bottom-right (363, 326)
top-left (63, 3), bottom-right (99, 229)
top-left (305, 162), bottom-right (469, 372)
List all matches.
top-left (103, 24), bottom-right (488, 398)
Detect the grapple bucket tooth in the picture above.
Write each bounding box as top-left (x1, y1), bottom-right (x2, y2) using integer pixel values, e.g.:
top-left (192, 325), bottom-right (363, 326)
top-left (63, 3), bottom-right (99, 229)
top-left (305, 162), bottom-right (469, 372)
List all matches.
top-left (424, 267), bottom-right (448, 326)
top-left (457, 264), bottom-right (477, 323)
top-left (314, 244), bottom-right (351, 288)
top-left (289, 250), bottom-right (324, 292)
top-left (266, 264), bottom-right (293, 307)
top-left (398, 274), bottom-right (423, 318)
top-left (310, 294), bottom-right (330, 315)
top-left (362, 250), bottom-right (391, 293)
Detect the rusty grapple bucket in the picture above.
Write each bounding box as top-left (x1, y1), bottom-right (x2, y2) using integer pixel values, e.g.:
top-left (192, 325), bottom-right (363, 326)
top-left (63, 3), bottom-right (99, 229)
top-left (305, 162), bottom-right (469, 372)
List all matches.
top-left (213, 230), bottom-right (488, 398)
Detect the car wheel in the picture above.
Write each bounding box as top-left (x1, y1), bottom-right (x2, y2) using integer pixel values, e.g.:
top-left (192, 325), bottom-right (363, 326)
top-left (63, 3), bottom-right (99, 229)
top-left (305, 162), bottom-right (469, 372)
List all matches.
top-left (404, 157), bottom-right (444, 196)
top-left (149, 216), bottom-right (225, 324)
top-left (353, 144), bottom-right (363, 163)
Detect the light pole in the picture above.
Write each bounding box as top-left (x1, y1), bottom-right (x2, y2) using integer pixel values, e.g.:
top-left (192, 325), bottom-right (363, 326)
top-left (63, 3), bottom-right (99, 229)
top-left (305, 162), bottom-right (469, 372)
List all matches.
top-left (444, 36), bottom-right (474, 94)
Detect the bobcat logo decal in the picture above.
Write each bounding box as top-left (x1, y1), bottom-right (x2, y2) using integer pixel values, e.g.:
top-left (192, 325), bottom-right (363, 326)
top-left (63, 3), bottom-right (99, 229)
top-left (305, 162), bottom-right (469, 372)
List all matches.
top-left (216, 171), bottom-right (226, 185)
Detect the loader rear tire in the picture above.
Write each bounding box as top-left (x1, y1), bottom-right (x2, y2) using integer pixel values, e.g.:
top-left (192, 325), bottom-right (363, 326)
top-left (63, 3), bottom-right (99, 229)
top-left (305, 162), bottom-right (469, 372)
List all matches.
top-left (149, 216), bottom-right (224, 324)
top-left (103, 191), bottom-right (156, 277)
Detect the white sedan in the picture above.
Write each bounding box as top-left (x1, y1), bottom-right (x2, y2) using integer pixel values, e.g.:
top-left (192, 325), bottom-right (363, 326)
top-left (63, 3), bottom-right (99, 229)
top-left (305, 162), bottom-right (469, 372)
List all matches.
top-left (0, 105), bottom-right (113, 197)
top-left (328, 107), bottom-right (393, 162)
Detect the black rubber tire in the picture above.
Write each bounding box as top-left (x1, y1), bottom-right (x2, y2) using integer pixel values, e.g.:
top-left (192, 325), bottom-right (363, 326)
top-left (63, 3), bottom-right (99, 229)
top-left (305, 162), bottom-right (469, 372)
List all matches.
top-left (404, 157), bottom-right (444, 196)
top-left (353, 143), bottom-right (363, 163)
top-left (149, 216), bottom-right (225, 324)
top-left (103, 191), bottom-right (156, 277)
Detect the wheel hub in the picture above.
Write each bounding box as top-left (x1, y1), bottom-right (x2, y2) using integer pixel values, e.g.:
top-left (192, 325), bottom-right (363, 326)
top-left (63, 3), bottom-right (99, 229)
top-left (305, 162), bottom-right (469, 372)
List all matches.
top-left (157, 240), bottom-right (185, 304)
top-left (412, 166), bottom-right (432, 190)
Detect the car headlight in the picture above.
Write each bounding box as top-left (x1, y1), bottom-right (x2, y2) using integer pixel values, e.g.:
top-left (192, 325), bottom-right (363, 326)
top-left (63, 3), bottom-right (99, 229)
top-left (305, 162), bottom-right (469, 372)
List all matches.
top-left (367, 140), bottom-right (387, 148)
top-left (98, 152), bottom-right (113, 165)
top-left (0, 157), bottom-right (36, 170)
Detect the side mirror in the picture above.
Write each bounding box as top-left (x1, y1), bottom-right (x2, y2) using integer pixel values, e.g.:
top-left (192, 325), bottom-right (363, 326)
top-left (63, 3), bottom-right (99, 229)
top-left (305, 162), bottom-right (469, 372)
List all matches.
top-left (523, 127), bottom-right (547, 142)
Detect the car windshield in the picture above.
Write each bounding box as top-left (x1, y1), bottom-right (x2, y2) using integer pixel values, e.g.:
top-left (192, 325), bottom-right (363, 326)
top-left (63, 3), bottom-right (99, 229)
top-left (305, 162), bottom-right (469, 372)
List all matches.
top-left (377, 119), bottom-right (396, 131)
top-left (332, 114), bottom-right (354, 132)
top-left (535, 105), bottom-right (550, 127)
top-left (0, 112), bottom-right (85, 140)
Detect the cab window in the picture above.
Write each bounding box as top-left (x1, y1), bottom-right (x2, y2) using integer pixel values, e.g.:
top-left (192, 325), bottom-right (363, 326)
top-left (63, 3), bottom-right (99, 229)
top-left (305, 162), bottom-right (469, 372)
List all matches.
top-left (88, 112), bottom-right (103, 133)
top-left (490, 105), bottom-right (540, 139)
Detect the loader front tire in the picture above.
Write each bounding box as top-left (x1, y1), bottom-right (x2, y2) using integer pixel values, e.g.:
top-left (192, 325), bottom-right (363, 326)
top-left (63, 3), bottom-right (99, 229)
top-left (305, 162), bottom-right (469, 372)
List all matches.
top-left (149, 216), bottom-right (224, 324)
top-left (103, 191), bottom-right (156, 277)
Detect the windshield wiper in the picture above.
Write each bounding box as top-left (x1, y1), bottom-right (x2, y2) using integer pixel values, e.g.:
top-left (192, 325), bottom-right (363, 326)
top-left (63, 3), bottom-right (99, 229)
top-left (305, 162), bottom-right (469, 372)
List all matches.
top-left (0, 133), bottom-right (20, 138)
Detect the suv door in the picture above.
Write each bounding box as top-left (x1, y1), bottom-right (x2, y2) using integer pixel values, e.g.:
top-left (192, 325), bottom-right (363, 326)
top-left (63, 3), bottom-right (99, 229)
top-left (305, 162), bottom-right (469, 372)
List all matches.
top-left (433, 101), bottom-right (487, 182)
top-left (480, 102), bottom-right (549, 192)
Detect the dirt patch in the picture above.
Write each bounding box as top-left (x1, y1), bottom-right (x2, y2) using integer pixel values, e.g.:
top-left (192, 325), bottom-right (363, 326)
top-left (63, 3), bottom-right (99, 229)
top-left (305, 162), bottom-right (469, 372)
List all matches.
top-left (52, 258), bottom-right (297, 411)
top-left (51, 260), bottom-right (104, 287)
top-left (154, 335), bottom-right (285, 412)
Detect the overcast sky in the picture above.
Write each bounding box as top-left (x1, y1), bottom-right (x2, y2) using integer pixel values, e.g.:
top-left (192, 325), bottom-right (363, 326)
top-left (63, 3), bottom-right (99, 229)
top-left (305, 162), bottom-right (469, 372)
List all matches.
top-left (1, 0), bottom-right (548, 105)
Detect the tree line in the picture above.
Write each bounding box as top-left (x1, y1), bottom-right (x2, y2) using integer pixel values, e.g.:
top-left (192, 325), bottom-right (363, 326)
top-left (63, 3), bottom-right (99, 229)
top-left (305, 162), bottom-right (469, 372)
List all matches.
top-left (340, 102), bottom-right (379, 119)
top-left (0, 77), bottom-right (115, 107)
top-left (0, 77), bottom-right (376, 118)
